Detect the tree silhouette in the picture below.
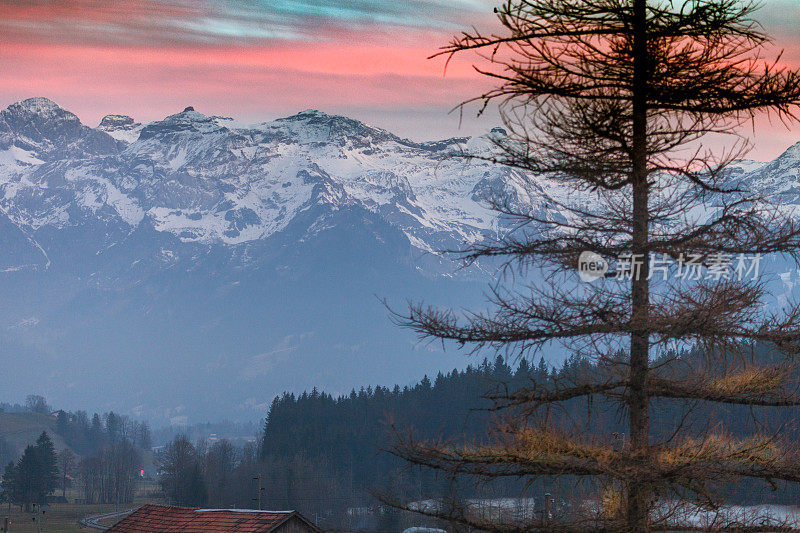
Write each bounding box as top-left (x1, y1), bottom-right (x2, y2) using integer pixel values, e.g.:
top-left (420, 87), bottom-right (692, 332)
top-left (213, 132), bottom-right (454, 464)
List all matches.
top-left (34, 432), bottom-right (58, 499)
top-left (25, 395), bottom-right (49, 415)
top-left (391, 0), bottom-right (800, 530)
top-left (160, 435), bottom-right (207, 507)
top-left (3, 432), bottom-right (58, 510)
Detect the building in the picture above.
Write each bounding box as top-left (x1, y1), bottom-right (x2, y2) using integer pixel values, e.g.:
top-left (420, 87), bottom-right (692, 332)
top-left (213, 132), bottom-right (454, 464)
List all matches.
top-left (106, 504), bottom-right (322, 533)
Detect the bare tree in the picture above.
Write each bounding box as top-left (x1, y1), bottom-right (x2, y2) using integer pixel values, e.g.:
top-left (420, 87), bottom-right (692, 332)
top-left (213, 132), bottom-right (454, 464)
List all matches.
top-left (391, 0), bottom-right (800, 531)
top-left (25, 395), bottom-right (49, 415)
top-left (203, 439), bottom-right (236, 507)
top-left (79, 440), bottom-right (139, 504)
top-left (160, 435), bottom-right (207, 507)
top-left (57, 449), bottom-right (75, 499)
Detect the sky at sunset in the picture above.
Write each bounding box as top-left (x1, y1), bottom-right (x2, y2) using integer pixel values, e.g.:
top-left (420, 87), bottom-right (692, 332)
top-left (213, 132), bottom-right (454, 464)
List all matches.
top-left (1, 0), bottom-right (799, 159)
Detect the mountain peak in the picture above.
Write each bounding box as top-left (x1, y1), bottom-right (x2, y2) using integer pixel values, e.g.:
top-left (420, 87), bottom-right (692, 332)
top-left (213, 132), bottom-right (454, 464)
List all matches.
top-left (164, 106), bottom-right (210, 122)
top-left (98, 114), bottom-right (142, 143)
top-left (175, 106), bottom-right (204, 117)
top-left (99, 114), bottom-right (137, 129)
top-left (4, 98), bottom-right (76, 124)
top-left (11, 97), bottom-right (66, 116)
top-left (779, 140), bottom-right (800, 160)
top-left (271, 109), bottom-right (401, 147)
top-left (277, 109), bottom-right (337, 124)
top-left (136, 107), bottom-right (226, 142)
top-left (2, 97), bottom-right (79, 131)
top-left (0, 97), bottom-right (119, 158)
top-left (757, 140), bottom-right (800, 173)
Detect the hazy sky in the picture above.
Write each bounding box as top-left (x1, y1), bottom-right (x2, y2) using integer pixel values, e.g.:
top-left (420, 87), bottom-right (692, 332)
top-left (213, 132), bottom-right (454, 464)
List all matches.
top-left (0, 0), bottom-right (798, 159)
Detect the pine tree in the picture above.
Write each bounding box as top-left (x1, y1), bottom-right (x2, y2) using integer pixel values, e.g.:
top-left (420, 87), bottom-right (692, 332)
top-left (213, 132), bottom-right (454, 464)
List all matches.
top-left (13, 445), bottom-right (41, 511)
top-left (391, 0), bottom-right (800, 530)
top-left (34, 432), bottom-right (58, 500)
top-left (89, 413), bottom-right (104, 453)
top-left (1, 462), bottom-right (18, 508)
top-left (6, 432), bottom-right (60, 510)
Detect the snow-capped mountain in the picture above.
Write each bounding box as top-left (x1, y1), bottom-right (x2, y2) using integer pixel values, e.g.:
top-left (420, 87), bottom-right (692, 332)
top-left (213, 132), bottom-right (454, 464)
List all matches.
top-left (0, 97), bottom-right (798, 423)
top-left (97, 114), bottom-right (143, 144)
top-left (0, 97), bottom-right (550, 422)
top-left (0, 98), bottom-right (552, 271)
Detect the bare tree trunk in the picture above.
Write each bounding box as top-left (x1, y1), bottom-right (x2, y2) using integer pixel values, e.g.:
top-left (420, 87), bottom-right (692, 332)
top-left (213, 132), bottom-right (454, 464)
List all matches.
top-left (627, 0), bottom-right (651, 530)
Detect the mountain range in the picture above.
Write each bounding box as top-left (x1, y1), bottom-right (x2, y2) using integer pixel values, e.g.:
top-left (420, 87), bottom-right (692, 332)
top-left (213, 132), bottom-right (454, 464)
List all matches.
top-left (1, 97), bottom-right (798, 423)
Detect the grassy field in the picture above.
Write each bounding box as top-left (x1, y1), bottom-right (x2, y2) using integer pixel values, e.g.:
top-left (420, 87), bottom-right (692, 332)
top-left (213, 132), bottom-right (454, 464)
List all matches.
top-left (1, 485), bottom-right (162, 532)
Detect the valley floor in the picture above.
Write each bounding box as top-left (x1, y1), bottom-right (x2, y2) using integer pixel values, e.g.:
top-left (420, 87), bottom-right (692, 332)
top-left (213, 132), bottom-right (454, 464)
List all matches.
top-left (2, 483), bottom-right (162, 533)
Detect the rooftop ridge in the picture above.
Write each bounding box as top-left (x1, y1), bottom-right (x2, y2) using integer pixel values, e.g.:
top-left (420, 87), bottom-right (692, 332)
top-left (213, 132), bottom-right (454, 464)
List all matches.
top-left (194, 509), bottom-right (295, 513)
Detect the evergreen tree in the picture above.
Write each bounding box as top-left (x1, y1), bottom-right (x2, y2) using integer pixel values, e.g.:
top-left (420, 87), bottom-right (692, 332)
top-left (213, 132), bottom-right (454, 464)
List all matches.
top-left (1, 462), bottom-right (18, 507)
top-left (89, 413), bottom-right (104, 453)
top-left (55, 411), bottom-right (70, 441)
top-left (12, 433), bottom-right (58, 511)
top-left (390, 0), bottom-right (800, 530)
top-left (105, 412), bottom-right (120, 443)
top-left (34, 432), bottom-right (58, 498)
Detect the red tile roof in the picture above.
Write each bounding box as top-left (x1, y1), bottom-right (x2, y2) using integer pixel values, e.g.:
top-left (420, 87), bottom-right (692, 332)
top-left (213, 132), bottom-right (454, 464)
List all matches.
top-left (106, 504), bottom-right (318, 533)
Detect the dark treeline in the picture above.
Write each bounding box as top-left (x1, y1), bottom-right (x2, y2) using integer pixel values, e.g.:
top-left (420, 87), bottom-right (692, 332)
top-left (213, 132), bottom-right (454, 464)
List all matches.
top-left (4, 346), bottom-right (792, 529)
top-left (262, 355), bottom-right (540, 458)
top-left (54, 409), bottom-right (152, 457)
top-left (0, 394), bottom-right (152, 459)
top-left (260, 355), bottom-right (540, 504)
top-left (156, 357), bottom-right (533, 530)
top-left (168, 344), bottom-right (800, 530)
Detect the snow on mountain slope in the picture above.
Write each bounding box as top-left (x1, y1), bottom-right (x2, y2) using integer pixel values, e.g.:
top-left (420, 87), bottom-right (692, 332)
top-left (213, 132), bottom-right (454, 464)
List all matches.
top-left (0, 98), bottom-right (563, 265)
top-left (739, 142), bottom-right (800, 198)
top-left (97, 114), bottom-right (143, 144)
top-left (0, 97), bottom-right (796, 275)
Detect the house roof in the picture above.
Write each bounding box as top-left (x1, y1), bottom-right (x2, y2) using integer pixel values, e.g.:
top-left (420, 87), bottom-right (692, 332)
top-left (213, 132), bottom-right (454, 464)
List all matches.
top-left (106, 504), bottom-right (319, 533)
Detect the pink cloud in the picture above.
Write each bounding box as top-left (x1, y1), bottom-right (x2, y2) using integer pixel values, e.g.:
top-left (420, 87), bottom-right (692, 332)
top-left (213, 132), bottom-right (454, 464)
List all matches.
top-left (0, 1), bottom-right (796, 156)
top-left (0, 41), bottom-right (478, 77)
top-left (0, 41), bottom-right (491, 129)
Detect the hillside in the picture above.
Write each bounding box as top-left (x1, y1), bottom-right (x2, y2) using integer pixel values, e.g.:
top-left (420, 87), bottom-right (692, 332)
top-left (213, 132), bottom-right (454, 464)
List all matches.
top-left (0, 411), bottom-right (71, 456)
